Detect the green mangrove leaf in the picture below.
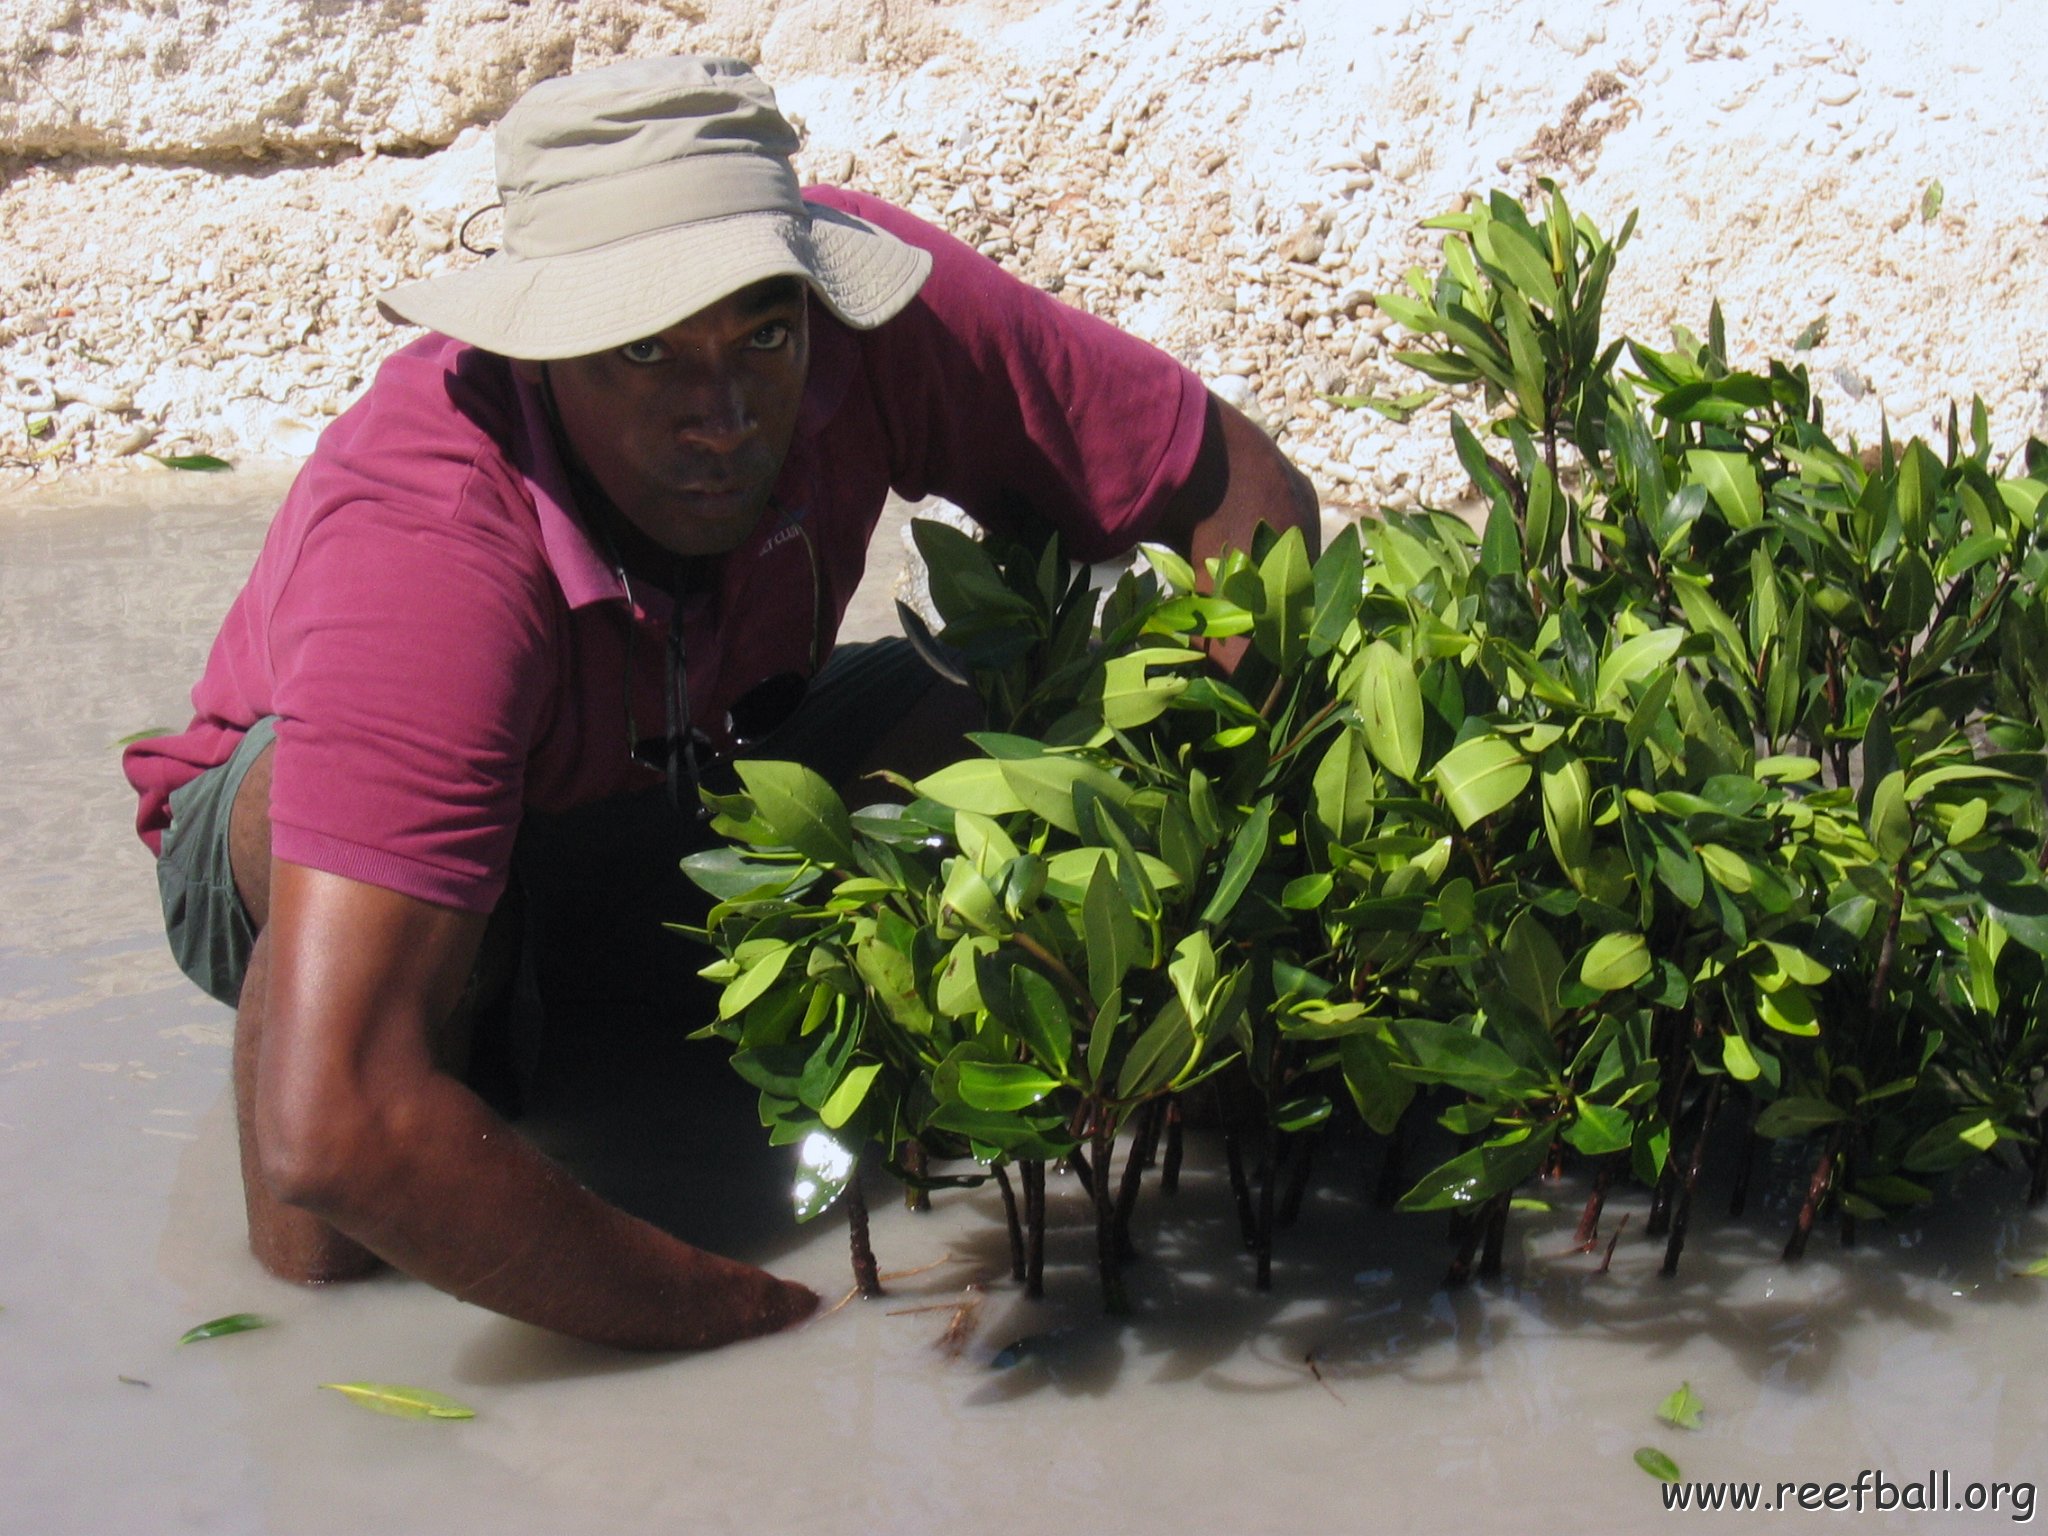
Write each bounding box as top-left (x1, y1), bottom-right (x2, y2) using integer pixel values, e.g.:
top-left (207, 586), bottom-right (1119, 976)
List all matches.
top-left (1866, 769), bottom-right (1912, 863)
top-left (734, 761), bottom-right (857, 867)
top-left (712, 950), bottom-right (790, 1024)
top-left (179, 1313), bottom-right (270, 1345)
top-left (1338, 1032), bottom-right (1414, 1134)
top-left (1254, 525), bottom-right (1315, 669)
top-left (2015, 1256), bottom-right (2048, 1278)
top-left (1904, 1114), bottom-right (2003, 1172)
top-left (1307, 524), bottom-right (1365, 656)
top-left (1042, 846), bottom-right (1182, 903)
top-left (818, 1061), bottom-right (881, 1130)
top-left (1596, 628), bottom-right (1686, 707)
top-left (1721, 1033), bottom-right (1761, 1082)
top-left (1581, 932), bottom-right (1651, 992)
top-left (1431, 732), bottom-right (1531, 828)
top-left (791, 1130), bottom-right (857, 1221)
top-left (1311, 730), bottom-right (1377, 845)
top-left (1200, 799), bottom-right (1272, 927)
top-left (854, 936), bottom-right (932, 1032)
top-left (1117, 1000), bottom-right (1197, 1098)
top-left (1275, 1093), bottom-right (1333, 1133)
top-left (1540, 750), bottom-right (1593, 886)
top-left (998, 754), bottom-right (1130, 836)
top-left (1397, 1127), bottom-right (1550, 1211)
top-left (1563, 1103), bottom-right (1633, 1157)
top-left (1500, 911), bottom-right (1566, 1029)
top-left (1394, 1018), bottom-right (1537, 1094)
top-left (1010, 968), bottom-right (1075, 1078)
top-left (149, 452), bottom-right (233, 472)
top-left (1685, 449), bottom-right (1763, 529)
top-left (1357, 641), bottom-right (1424, 782)
top-left (319, 1383), bottom-right (475, 1421)
top-left (1282, 872), bottom-right (1334, 909)
top-left (956, 1062), bottom-right (1062, 1112)
top-left (1755, 985), bottom-right (1820, 1037)
top-left (1657, 1382), bottom-right (1704, 1431)
top-left (1634, 1447), bottom-right (1682, 1483)
top-left (1098, 647), bottom-right (1201, 729)
top-left (1138, 542), bottom-right (1198, 594)
top-left (915, 758), bottom-right (1028, 817)
top-left (1754, 1097), bottom-right (1845, 1138)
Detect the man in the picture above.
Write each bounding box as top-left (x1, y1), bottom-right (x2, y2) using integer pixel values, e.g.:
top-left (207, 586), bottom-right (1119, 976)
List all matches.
top-left (125, 55), bottom-right (1316, 1350)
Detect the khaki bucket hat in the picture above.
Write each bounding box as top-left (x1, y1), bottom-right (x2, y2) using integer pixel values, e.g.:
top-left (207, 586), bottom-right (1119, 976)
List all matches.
top-left (378, 56), bottom-right (931, 359)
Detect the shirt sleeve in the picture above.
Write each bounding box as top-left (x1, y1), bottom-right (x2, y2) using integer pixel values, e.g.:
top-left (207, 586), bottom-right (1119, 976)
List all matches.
top-left (263, 460), bottom-right (556, 914)
top-left (811, 187), bottom-right (1213, 564)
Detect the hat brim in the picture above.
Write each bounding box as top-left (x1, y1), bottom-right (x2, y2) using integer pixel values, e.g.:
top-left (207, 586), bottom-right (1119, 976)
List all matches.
top-left (376, 203), bottom-right (932, 359)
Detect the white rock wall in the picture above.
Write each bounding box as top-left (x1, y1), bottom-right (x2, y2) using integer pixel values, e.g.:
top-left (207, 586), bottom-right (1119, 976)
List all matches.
top-left (5, 0), bottom-right (2048, 509)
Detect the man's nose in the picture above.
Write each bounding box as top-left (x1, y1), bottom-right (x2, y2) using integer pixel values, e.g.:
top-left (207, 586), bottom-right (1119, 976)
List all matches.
top-left (672, 365), bottom-right (753, 453)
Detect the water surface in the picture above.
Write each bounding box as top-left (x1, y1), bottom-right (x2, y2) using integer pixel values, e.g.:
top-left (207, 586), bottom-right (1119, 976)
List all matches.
top-left (3, 472), bottom-right (2044, 1535)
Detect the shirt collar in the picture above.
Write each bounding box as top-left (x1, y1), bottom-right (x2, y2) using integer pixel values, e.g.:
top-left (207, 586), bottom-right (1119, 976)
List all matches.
top-left (511, 362), bottom-right (627, 611)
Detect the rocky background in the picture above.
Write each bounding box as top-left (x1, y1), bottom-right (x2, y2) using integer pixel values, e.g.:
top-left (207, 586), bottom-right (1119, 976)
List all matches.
top-left (4, 0), bottom-right (2047, 513)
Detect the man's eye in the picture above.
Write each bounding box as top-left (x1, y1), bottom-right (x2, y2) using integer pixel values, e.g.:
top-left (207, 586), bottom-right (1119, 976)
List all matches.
top-left (620, 339), bottom-right (666, 364)
top-left (748, 322), bottom-right (791, 350)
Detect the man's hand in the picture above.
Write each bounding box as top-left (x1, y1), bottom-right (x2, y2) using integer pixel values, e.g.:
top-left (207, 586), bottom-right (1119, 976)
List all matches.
top-left (240, 853), bottom-right (818, 1350)
top-left (1149, 392), bottom-right (1322, 670)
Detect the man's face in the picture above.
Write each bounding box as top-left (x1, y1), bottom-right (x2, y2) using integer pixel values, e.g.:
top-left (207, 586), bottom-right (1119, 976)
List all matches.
top-left (534, 277), bottom-right (810, 558)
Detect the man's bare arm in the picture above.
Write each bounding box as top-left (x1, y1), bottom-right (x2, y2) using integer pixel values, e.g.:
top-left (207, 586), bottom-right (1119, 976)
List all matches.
top-left (250, 858), bottom-right (817, 1350)
top-left (1150, 392), bottom-right (1322, 572)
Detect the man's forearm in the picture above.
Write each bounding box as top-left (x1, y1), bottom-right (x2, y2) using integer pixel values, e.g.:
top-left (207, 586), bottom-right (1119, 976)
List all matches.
top-left (279, 1069), bottom-right (815, 1350)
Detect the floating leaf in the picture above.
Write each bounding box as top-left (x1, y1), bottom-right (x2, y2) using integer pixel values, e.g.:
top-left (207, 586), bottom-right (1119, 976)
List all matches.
top-left (2015, 1256), bottom-right (2048, 1278)
top-left (319, 1382), bottom-right (476, 1420)
top-left (148, 452), bottom-right (233, 472)
top-left (1920, 178), bottom-right (1944, 223)
top-left (1634, 1447), bottom-right (1683, 1483)
top-left (1657, 1382), bottom-right (1704, 1430)
top-left (114, 725), bottom-right (173, 747)
top-left (178, 1313), bottom-right (270, 1345)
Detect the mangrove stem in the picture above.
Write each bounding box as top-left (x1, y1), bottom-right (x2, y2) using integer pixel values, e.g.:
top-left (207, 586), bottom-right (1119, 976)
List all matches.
top-left (1161, 1096), bottom-right (1184, 1196)
top-left (1278, 1130), bottom-right (1316, 1229)
top-left (1574, 1156), bottom-right (1617, 1247)
top-left (1225, 1129), bottom-right (1257, 1249)
top-left (1092, 1113), bottom-right (1128, 1314)
top-left (1661, 1079), bottom-right (1723, 1279)
top-left (1477, 1191), bottom-right (1509, 1280)
top-left (845, 1173), bottom-right (883, 1298)
top-left (902, 1137), bottom-right (931, 1213)
top-left (994, 1163), bottom-right (1026, 1282)
top-left (1783, 1130), bottom-right (1842, 1262)
top-left (1255, 1128), bottom-right (1277, 1291)
top-left (1024, 1159), bottom-right (1046, 1299)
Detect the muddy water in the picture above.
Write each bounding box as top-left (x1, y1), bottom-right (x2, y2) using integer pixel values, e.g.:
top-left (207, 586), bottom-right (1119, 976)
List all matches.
top-left (4, 474), bottom-right (2047, 1536)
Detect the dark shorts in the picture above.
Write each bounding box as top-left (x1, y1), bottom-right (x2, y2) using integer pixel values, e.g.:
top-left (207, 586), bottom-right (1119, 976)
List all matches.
top-left (154, 637), bottom-right (945, 1011)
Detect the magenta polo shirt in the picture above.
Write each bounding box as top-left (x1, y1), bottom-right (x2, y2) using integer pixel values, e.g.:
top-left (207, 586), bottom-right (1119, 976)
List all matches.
top-left (123, 187), bottom-right (1211, 914)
